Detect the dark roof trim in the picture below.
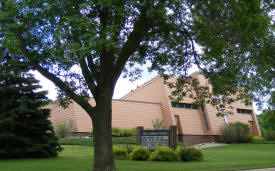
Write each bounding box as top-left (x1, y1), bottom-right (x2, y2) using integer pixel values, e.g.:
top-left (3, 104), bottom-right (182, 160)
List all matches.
top-left (50, 98), bottom-right (160, 105)
top-left (112, 99), bottom-right (160, 105)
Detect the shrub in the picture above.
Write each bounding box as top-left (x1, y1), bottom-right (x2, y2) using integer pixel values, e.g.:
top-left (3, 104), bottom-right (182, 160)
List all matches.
top-left (178, 146), bottom-right (204, 162)
top-left (90, 129), bottom-right (93, 137)
top-left (54, 120), bottom-right (72, 138)
top-left (92, 127), bottom-right (136, 137)
top-left (112, 127), bottom-right (123, 137)
top-left (177, 141), bottom-right (186, 148)
top-left (113, 147), bottom-right (128, 160)
top-left (262, 129), bottom-right (275, 141)
top-left (92, 127), bottom-right (140, 137)
top-left (221, 122), bottom-right (252, 143)
top-left (252, 136), bottom-right (265, 144)
top-left (150, 147), bottom-right (179, 161)
top-left (122, 128), bottom-right (133, 137)
top-left (112, 127), bottom-right (136, 137)
top-left (123, 144), bottom-right (135, 154)
top-left (152, 119), bottom-right (168, 130)
top-left (130, 127), bottom-right (137, 136)
top-left (129, 146), bottom-right (150, 161)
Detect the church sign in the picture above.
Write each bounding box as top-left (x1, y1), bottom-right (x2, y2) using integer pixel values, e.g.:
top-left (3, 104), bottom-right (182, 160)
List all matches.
top-left (140, 130), bottom-right (169, 151)
top-left (136, 126), bottom-right (177, 151)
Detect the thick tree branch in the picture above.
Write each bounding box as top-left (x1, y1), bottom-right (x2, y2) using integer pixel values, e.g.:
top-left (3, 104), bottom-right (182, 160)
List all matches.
top-left (112, 1), bottom-right (166, 81)
top-left (86, 56), bottom-right (99, 81)
top-left (15, 31), bottom-right (95, 116)
top-left (79, 56), bottom-right (98, 98)
top-left (95, 4), bottom-right (114, 83)
top-left (69, 14), bottom-right (98, 99)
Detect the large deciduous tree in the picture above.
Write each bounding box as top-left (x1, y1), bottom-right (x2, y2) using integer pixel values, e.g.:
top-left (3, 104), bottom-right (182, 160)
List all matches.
top-left (0, 0), bottom-right (273, 170)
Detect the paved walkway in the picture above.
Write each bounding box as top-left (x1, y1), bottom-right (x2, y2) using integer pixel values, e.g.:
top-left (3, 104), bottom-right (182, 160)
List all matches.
top-left (241, 168), bottom-right (275, 171)
top-left (194, 143), bottom-right (229, 149)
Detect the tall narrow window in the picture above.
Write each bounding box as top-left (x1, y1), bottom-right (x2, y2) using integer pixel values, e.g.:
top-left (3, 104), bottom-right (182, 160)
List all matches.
top-left (200, 105), bottom-right (209, 131)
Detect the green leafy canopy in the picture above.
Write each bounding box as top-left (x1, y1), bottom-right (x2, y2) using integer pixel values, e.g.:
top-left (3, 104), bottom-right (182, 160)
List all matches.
top-left (1, 0), bottom-right (273, 110)
top-left (1, 1), bottom-right (274, 170)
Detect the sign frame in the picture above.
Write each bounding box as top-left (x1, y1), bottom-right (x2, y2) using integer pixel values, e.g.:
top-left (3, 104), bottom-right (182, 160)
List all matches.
top-left (140, 129), bottom-right (170, 151)
top-left (136, 126), bottom-right (177, 151)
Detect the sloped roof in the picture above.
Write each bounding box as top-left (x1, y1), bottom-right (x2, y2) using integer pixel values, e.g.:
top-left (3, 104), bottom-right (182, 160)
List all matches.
top-left (120, 75), bottom-right (161, 100)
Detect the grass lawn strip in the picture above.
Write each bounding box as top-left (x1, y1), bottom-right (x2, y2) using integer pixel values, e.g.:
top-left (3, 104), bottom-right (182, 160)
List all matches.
top-left (0, 144), bottom-right (274, 171)
top-left (58, 136), bottom-right (136, 146)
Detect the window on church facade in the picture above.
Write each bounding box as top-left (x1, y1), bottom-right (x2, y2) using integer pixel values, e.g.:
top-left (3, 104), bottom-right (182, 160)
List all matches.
top-left (171, 103), bottom-right (198, 109)
top-left (237, 108), bottom-right (252, 114)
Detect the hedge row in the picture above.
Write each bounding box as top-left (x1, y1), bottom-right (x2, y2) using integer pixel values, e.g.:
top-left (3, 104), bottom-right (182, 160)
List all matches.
top-left (90, 127), bottom-right (137, 137)
top-left (114, 146), bottom-right (203, 162)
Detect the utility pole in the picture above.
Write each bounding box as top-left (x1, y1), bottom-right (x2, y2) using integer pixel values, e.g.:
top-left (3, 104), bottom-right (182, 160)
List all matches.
top-left (213, 95), bottom-right (228, 124)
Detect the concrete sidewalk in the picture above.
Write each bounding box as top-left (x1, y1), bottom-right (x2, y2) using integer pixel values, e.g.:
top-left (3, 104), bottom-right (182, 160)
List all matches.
top-left (241, 168), bottom-right (275, 171)
top-left (194, 143), bottom-right (229, 149)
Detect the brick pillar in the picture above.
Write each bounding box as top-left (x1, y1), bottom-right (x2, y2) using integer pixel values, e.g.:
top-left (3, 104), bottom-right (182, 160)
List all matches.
top-left (136, 126), bottom-right (144, 146)
top-left (251, 112), bottom-right (261, 136)
top-left (169, 126), bottom-right (177, 150)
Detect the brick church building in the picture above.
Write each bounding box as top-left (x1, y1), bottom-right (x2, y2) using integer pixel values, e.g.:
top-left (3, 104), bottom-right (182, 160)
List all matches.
top-left (47, 72), bottom-right (260, 145)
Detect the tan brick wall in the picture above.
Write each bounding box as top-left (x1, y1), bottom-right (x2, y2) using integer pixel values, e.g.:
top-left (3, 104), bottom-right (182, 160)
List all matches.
top-left (121, 76), bottom-right (173, 125)
top-left (111, 100), bottom-right (163, 129)
top-left (171, 108), bottom-right (205, 135)
top-left (163, 77), bottom-right (205, 135)
top-left (47, 101), bottom-right (78, 132)
top-left (48, 99), bottom-right (163, 133)
top-left (203, 104), bottom-right (226, 135)
top-left (72, 99), bottom-right (95, 133)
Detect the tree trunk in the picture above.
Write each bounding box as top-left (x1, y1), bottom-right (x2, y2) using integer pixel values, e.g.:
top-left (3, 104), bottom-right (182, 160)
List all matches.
top-left (91, 93), bottom-right (116, 171)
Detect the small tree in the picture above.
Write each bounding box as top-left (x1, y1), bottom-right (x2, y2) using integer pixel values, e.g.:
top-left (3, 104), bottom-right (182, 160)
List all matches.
top-left (257, 109), bottom-right (275, 141)
top-left (0, 60), bottom-right (62, 158)
top-left (152, 119), bottom-right (168, 130)
top-left (258, 110), bottom-right (275, 131)
top-left (54, 119), bottom-right (73, 138)
top-left (221, 122), bottom-right (252, 144)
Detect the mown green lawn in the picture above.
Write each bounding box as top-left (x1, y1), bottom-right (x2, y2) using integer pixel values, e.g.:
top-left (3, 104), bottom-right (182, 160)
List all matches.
top-left (1, 144), bottom-right (275, 171)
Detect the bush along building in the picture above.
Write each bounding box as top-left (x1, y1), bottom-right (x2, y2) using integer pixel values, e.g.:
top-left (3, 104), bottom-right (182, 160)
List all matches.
top-left (48, 72), bottom-right (260, 145)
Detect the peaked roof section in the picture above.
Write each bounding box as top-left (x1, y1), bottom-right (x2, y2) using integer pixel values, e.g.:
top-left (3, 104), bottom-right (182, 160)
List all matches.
top-left (120, 72), bottom-right (201, 100)
top-left (120, 75), bottom-right (162, 100)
